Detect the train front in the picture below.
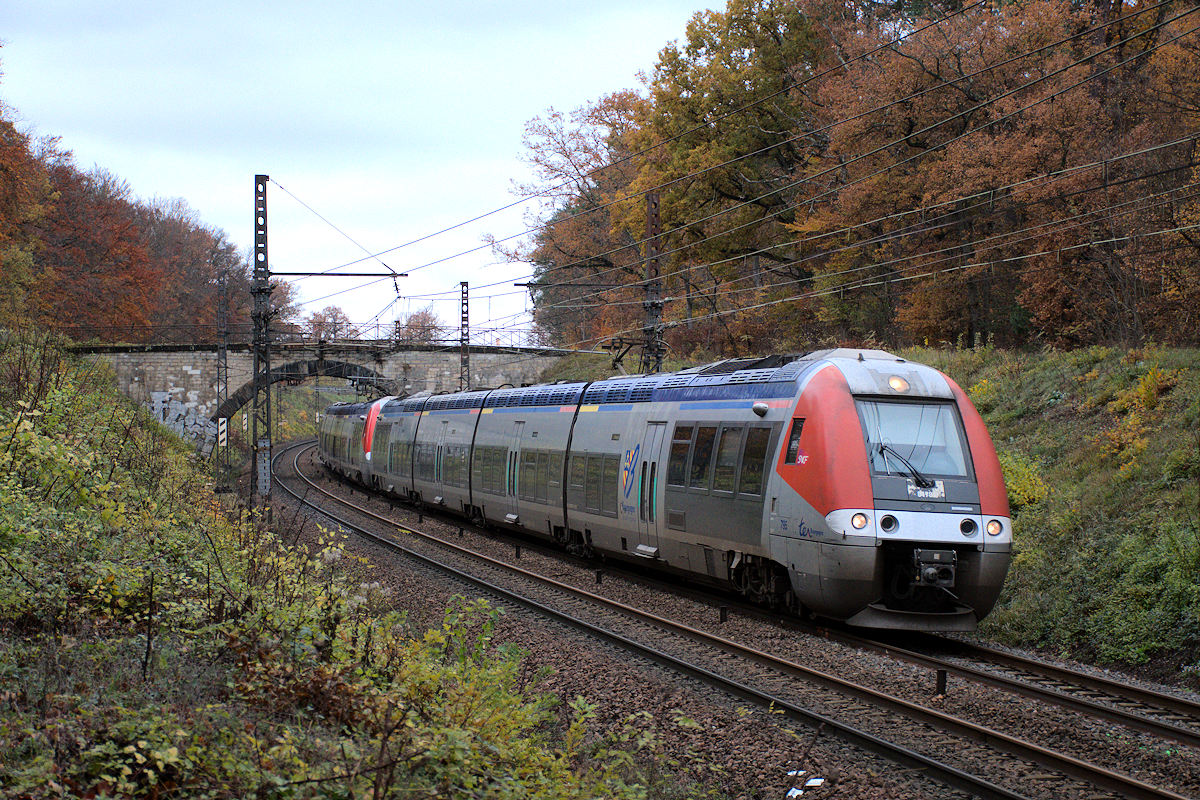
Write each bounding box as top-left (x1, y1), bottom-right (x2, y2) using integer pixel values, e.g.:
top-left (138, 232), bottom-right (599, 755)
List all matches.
top-left (770, 350), bottom-right (1011, 631)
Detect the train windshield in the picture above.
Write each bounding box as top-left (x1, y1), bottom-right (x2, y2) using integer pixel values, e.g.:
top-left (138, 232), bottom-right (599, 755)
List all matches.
top-left (856, 399), bottom-right (971, 480)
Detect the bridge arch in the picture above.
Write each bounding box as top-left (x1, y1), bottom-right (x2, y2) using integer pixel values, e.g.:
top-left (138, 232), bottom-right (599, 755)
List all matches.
top-left (212, 358), bottom-right (389, 422)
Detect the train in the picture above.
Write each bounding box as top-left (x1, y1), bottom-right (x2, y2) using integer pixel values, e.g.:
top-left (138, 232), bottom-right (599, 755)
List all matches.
top-left (316, 349), bottom-right (1011, 631)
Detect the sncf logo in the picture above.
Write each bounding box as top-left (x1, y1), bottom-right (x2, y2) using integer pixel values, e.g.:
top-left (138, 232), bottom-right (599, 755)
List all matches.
top-left (621, 444), bottom-right (641, 498)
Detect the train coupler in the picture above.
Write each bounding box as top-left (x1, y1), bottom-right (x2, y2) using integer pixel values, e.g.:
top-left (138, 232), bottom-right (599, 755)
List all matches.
top-left (912, 548), bottom-right (956, 588)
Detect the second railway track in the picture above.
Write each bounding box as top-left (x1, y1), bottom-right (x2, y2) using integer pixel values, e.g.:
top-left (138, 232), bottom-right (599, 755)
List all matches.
top-left (275, 440), bottom-right (1200, 800)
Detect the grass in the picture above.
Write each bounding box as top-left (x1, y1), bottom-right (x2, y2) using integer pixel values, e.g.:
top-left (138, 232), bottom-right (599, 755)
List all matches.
top-left (910, 345), bottom-right (1200, 679)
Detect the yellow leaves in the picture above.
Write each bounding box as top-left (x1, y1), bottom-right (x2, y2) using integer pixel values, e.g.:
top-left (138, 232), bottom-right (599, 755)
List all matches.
top-left (997, 450), bottom-right (1049, 510)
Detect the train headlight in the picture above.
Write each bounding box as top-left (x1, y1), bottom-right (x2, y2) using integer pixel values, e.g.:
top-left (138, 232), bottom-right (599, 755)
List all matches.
top-left (960, 518), bottom-right (977, 536)
top-left (986, 519), bottom-right (1004, 536)
top-left (888, 376), bottom-right (910, 392)
top-left (851, 512), bottom-right (870, 530)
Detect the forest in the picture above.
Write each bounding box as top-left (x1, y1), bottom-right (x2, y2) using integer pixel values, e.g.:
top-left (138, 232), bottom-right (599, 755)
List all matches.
top-left (511, 0), bottom-right (1200, 356)
top-left (0, 88), bottom-right (303, 343)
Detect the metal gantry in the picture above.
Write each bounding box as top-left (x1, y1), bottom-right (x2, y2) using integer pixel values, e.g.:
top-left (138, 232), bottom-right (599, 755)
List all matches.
top-left (460, 281), bottom-right (470, 391)
top-left (250, 175), bottom-right (273, 517)
top-left (640, 190), bottom-right (666, 374)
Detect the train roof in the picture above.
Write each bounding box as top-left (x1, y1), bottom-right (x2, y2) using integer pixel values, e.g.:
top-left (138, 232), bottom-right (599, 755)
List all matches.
top-left (364, 349), bottom-right (920, 411)
top-left (323, 401), bottom-right (371, 416)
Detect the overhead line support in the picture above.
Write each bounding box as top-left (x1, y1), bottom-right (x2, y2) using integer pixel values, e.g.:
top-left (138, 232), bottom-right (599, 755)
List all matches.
top-left (250, 174), bottom-right (273, 521)
top-left (460, 282), bottom-right (470, 391)
top-left (640, 190), bottom-right (666, 374)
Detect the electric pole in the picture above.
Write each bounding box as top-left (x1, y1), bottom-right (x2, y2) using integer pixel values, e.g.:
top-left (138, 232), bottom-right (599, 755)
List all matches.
top-left (640, 190), bottom-right (665, 374)
top-left (460, 281), bottom-right (470, 391)
top-left (215, 266), bottom-right (230, 492)
top-left (250, 175), bottom-right (273, 520)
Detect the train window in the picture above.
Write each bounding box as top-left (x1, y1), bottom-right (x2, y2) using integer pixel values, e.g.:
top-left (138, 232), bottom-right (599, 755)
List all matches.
top-left (784, 418), bottom-right (805, 464)
top-left (520, 451), bottom-right (538, 501)
top-left (667, 424), bottom-right (693, 486)
top-left (417, 444), bottom-right (436, 481)
top-left (569, 453), bottom-right (586, 489)
top-left (602, 455), bottom-right (619, 515)
top-left (585, 455), bottom-right (603, 511)
top-left (536, 452), bottom-right (550, 503)
top-left (548, 452), bottom-right (564, 492)
top-left (472, 448), bottom-right (484, 487)
top-left (568, 453), bottom-right (586, 509)
top-left (713, 427), bottom-right (742, 493)
top-left (739, 427), bottom-right (771, 495)
top-left (481, 447), bottom-right (499, 493)
top-left (689, 426), bottom-right (717, 489)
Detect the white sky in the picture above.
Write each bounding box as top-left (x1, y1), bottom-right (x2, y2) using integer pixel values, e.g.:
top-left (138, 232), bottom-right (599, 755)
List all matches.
top-left (2, 1), bottom-right (717, 343)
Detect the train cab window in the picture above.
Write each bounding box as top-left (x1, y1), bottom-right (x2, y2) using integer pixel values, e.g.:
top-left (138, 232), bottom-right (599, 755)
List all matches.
top-left (713, 427), bottom-right (743, 493)
top-left (667, 425), bottom-right (693, 486)
top-left (689, 426), bottom-right (718, 489)
top-left (856, 400), bottom-right (971, 479)
top-left (739, 427), bottom-right (771, 495)
top-left (784, 418), bottom-right (805, 464)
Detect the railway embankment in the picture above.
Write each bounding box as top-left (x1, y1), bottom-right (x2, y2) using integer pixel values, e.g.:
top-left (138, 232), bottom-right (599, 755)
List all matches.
top-left (0, 331), bottom-right (650, 798)
top-left (914, 345), bottom-right (1200, 684)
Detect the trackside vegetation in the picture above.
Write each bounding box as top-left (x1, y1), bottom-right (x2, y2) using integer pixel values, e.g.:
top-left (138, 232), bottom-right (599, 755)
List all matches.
top-left (0, 330), bottom-right (660, 799)
top-left (918, 344), bottom-right (1200, 679)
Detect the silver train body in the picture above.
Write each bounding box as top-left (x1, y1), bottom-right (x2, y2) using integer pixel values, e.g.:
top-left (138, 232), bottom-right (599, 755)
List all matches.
top-left (317, 349), bottom-right (1012, 631)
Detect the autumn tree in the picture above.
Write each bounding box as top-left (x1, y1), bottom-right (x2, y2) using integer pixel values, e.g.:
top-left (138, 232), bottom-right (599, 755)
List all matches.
top-left (394, 305), bottom-right (444, 343)
top-left (0, 110), bottom-right (52, 327)
top-left (27, 151), bottom-right (161, 337)
top-left (503, 92), bottom-right (647, 348)
top-left (305, 305), bottom-right (357, 340)
top-left (511, 0), bottom-right (1200, 352)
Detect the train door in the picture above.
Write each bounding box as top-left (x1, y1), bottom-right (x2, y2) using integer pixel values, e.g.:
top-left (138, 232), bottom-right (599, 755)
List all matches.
top-left (506, 420), bottom-right (525, 521)
top-left (635, 422), bottom-right (667, 557)
top-left (435, 419), bottom-right (450, 500)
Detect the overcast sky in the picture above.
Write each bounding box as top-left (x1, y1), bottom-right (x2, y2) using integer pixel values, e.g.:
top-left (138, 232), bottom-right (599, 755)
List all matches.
top-left (2, 1), bottom-right (717, 342)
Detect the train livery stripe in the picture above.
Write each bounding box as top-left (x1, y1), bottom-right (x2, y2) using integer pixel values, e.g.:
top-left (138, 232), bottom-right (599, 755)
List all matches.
top-left (678, 399), bottom-right (793, 411)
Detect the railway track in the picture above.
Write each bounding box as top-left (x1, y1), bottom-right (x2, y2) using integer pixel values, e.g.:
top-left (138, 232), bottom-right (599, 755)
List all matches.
top-left (274, 440), bottom-right (1197, 800)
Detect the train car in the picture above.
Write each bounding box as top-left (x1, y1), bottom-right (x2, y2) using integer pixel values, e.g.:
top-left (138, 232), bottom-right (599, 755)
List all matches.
top-left (317, 349), bottom-right (1011, 631)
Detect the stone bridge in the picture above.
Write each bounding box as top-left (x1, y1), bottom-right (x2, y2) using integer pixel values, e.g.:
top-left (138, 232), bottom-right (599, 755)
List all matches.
top-left (73, 340), bottom-right (580, 451)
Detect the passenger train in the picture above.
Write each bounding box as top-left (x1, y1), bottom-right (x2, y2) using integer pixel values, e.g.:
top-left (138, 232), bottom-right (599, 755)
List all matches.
top-left (317, 349), bottom-right (1011, 631)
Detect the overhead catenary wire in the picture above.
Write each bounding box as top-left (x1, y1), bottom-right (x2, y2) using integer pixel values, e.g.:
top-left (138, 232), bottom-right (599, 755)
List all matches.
top-left (483, 220), bottom-right (1200, 365)
top-left (468, 178), bottom-right (1200, 339)
top-left (453, 136), bottom-right (1200, 327)
top-left (336, 0), bottom-right (1178, 291)
top-left (520, 159), bottom-right (1200, 318)
top-left (270, 179), bottom-right (401, 278)
top-left (285, 4), bottom-right (1199, 350)
top-left (396, 2), bottom-right (1196, 311)
top-left (307, 1), bottom-right (989, 278)
top-left (283, 2), bottom-right (1188, 333)
top-left (471, 6), bottom-right (1200, 307)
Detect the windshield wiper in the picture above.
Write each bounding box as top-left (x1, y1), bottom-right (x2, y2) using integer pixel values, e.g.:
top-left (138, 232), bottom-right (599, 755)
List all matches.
top-left (878, 443), bottom-right (936, 488)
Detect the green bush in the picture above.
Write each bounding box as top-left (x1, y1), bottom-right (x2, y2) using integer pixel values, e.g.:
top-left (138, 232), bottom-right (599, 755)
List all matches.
top-left (0, 331), bottom-right (654, 799)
